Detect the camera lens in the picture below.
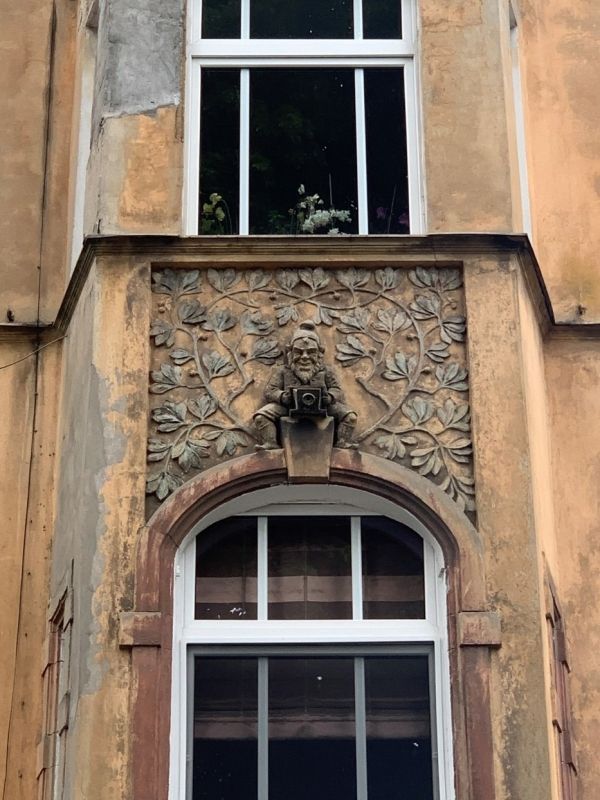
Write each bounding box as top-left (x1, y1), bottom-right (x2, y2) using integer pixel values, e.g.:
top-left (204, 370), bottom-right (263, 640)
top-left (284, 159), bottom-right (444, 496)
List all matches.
top-left (303, 392), bottom-right (316, 406)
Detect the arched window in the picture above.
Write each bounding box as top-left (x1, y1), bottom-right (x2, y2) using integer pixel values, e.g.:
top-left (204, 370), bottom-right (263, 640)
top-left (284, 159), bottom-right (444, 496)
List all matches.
top-left (170, 487), bottom-right (454, 800)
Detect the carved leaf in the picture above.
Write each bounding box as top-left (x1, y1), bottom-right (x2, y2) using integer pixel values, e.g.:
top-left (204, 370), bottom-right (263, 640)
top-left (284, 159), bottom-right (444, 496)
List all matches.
top-left (443, 438), bottom-right (473, 463)
top-left (383, 352), bottom-right (417, 381)
top-left (146, 470), bottom-right (183, 501)
top-left (178, 299), bottom-right (207, 325)
top-left (188, 395), bottom-right (218, 421)
top-left (245, 270), bottom-right (271, 291)
top-left (206, 429), bottom-right (248, 457)
top-left (313, 305), bottom-right (337, 326)
top-left (177, 438), bottom-right (211, 473)
top-left (150, 363), bottom-right (184, 394)
top-left (242, 310), bottom-right (273, 335)
top-left (202, 351), bottom-right (235, 379)
top-left (410, 293), bottom-right (441, 320)
top-left (202, 309), bottom-right (237, 332)
top-left (436, 268), bottom-right (462, 291)
top-left (337, 308), bottom-right (370, 334)
top-left (375, 433), bottom-right (406, 461)
top-left (276, 305), bottom-right (299, 326)
top-left (335, 267), bottom-right (369, 290)
top-left (409, 266), bottom-right (462, 292)
top-left (411, 446), bottom-right (444, 477)
top-left (336, 335), bottom-right (370, 365)
top-left (374, 267), bottom-right (399, 290)
top-left (207, 268), bottom-right (239, 292)
top-left (435, 362), bottom-right (468, 391)
top-left (440, 316), bottom-right (466, 344)
top-left (299, 268), bottom-right (329, 291)
top-left (152, 269), bottom-right (201, 296)
top-left (150, 319), bottom-right (175, 347)
top-left (408, 267), bottom-right (435, 289)
top-left (251, 338), bottom-right (282, 364)
top-left (170, 348), bottom-right (194, 365)
top-left (437, 399), bottom-right (470, 429)
top-left (152, 401), bottom-right (188, 432)
top-left (402, 397), bottom-right (435, 425)
top-left (425, 341), bottom-right (450, 363)
top-left (275, 269), bottom-right (299, 292)
top-left (147, 439), bottom-right (172, 462)
top-left (372, 307), bottom-right (410, 334)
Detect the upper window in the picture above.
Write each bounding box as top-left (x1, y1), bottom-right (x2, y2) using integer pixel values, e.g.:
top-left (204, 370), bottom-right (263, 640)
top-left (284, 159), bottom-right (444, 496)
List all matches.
top-left (170, 489), bottom-right (453, 800)
top-left (185, 0), bottom-right (421, 235)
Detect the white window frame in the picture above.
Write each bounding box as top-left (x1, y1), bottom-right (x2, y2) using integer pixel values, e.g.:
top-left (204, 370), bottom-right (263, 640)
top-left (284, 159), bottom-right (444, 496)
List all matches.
top-left (169, 485), bottom-right (454, 800)
top-left (183, 0), bottom-right (424, 235)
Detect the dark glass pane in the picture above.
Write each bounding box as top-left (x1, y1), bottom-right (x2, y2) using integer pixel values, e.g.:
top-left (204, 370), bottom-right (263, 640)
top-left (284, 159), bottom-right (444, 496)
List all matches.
top-left (362, 517), bottom-right (425, 619)
top-left (195, 518), bottom-right (257, 620)
top-left (365, 656), bottom-right (434, 800)
top-left (364, 69), bottom-right (410, 234)
top-left (199, 69), bottom-right (239, 234)
top-left (249, 69), bottom-right (358, 235)
top-left (202, 0), bottom-right (240, 38)
top-left (193, 657), bottom-right (258, 800)
top-left (270, 657), bottom-right (357, 800)
top-left (363, 0), bottom-right (402, 39)
top-left (268, 517), bottom-right (352, 619)
top-left (251, 0), bottom-right (353, 39)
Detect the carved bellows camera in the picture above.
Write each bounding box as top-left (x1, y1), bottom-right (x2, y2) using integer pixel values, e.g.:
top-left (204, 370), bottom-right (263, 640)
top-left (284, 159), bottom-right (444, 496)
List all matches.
top-left (254, 320), bottom-right (357, 469)
top-left (290, 386), bottom-right (327, 417)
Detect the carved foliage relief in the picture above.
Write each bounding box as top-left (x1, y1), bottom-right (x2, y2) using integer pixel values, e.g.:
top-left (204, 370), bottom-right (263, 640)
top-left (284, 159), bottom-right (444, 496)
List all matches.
top-left (147, 266), bottom-right (475, 513)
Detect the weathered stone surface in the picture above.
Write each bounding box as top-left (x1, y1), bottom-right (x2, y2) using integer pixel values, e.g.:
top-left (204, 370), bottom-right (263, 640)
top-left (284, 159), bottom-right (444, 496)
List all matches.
top-left (146, 265), bottom-right (475, 514)
top-left (281, 416), bottom-right (334, 482)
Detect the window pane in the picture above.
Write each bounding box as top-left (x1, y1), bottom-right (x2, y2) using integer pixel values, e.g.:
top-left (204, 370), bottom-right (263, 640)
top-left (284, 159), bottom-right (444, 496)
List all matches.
top-left (365, 656), bottom-right (434, 800)
top-left (199, 69), bottom-right (240, 234)
top-left (193, 657), bottom-right (258, 800)
top-left (363, 0), bottom-right (402, 39)
top-left (364, 69), bottom-right (410, 234)
top-left (195, 518), bottom-right (257, 620)
top-left (251, 0), bottom-right (353, 39)
top-left (362, 517), bottom-right (425, 618)
top-left (201, 0), bottom-right (240, 38)
top-left (249, 69), bottom-right (358, 235)
top-left (270, 657), bottom-right (357, 800)
top-left (268, 517), bottom-right (352, 619)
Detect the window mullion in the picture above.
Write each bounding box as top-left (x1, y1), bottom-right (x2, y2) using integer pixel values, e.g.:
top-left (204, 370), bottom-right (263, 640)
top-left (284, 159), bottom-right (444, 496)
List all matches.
top-left (354, 657), bottom-right (368, 800)
top-left (353, 0), bottom-right (364, 39)
top-left (241, 0), bottom-right (250, 38)
top-left (257, 516), bottom-right (268, 620)
top-left (351, 517), bottom-right (363, 619)
top-left (258, 657), bottom-right (269, 800)
top-left (239, 68), bottom-right (250, 235)
top-left (354, 69), bottom-right (369, 234)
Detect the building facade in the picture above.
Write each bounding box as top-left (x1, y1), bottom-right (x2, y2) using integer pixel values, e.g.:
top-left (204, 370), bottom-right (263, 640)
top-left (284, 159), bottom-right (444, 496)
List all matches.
top-left (1, 1), bottom-right (599, 799)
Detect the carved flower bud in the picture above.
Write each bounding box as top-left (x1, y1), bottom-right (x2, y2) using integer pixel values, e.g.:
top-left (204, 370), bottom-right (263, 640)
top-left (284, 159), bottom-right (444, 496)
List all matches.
top-left (333, 292), bottom-right (340, 300)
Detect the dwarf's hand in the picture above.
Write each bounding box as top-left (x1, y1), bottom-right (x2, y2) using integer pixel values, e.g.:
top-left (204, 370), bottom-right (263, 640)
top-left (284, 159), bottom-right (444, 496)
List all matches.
top-left (281, 390), bottom-right (292, 406)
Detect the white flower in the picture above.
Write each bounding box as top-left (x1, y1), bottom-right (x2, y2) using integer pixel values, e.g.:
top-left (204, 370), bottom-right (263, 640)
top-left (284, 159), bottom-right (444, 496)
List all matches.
top-left (298, 184), bottom-right (305, 195)
top-left (327, 228), bottom-right (340, 236)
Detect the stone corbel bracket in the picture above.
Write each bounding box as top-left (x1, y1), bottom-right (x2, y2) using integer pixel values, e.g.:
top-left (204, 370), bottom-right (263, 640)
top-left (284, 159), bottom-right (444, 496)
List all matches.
top-left (458, 610), bottom-right (502, 648)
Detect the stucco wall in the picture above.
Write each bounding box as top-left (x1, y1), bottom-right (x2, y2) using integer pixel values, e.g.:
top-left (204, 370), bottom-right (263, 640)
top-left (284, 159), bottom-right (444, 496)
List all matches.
top-left (519, 0), bottom-right (600, 321)
top-left (545, 334), bottom-right (600, 799)
top-left (51, 258), bottom-right (150, 799)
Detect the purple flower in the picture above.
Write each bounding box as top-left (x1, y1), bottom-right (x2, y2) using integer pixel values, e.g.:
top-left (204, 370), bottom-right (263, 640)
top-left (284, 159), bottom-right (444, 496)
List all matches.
top-left (397, 212), bottom-right (410, 227)
top-left (376, 206), bottom-right (388, 220)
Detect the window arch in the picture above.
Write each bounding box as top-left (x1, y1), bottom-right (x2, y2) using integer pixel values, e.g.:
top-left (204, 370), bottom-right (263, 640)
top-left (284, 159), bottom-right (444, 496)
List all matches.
top-left (169, 485), bottom-right (454, 800)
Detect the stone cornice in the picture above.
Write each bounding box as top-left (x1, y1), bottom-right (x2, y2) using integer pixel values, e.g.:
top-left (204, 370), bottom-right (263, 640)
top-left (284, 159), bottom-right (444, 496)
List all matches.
top-left (1, 233), bottom-right (597, 339)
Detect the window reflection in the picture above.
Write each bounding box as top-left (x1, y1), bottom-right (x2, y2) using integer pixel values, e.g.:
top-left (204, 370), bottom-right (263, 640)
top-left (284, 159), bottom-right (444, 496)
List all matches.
top-left (249, 69), bottom-right (358, 235)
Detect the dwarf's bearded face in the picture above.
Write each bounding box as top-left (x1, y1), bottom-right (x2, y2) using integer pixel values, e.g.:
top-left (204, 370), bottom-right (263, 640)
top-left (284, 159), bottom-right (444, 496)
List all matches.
top-left (290, 339), bottom-right (322, 383)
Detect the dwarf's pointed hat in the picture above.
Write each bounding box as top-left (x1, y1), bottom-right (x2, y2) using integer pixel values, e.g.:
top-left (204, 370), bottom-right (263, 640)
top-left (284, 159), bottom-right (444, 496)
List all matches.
top-left (290, 320), bottom-right (322, 347)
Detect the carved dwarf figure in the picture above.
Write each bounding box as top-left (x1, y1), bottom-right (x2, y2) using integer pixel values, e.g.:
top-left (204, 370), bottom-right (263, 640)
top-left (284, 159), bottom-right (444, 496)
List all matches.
top-left (254, 320), bottom-right (357, 449)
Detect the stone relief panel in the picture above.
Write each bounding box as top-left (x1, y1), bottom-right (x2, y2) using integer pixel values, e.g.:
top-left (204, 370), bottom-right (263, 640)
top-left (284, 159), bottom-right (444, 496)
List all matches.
top-left (146, 266), bottom-right (474, 514)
